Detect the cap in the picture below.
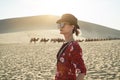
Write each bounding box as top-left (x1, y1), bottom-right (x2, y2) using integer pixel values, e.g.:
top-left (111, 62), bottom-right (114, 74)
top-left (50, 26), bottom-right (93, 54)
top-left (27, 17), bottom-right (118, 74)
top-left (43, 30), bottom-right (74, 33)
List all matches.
top-left (56, 14), bottom-right (80, 29)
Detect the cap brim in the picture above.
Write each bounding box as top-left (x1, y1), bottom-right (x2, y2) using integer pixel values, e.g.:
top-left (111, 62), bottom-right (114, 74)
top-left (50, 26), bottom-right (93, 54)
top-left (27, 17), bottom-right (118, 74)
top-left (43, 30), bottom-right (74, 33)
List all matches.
top-left (56, 19), bottom-right (66, 23)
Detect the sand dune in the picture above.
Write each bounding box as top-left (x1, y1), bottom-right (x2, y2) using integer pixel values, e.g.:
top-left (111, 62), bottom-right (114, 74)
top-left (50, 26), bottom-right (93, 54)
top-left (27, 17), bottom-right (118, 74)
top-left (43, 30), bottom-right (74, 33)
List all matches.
top-left (0, 15), bottom-right (120, 39)
top-left (0, 40), bottom-right (120, 80)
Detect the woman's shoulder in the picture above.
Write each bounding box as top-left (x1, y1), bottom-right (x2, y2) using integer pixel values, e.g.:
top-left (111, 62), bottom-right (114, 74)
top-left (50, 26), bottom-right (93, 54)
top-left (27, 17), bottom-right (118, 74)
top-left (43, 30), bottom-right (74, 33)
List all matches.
top-left (68, 41), bottom-right (82, 55)
top-left (68, 41), bottom-right (81, 49)
top-left (70, 41), bottom-right (79, 46)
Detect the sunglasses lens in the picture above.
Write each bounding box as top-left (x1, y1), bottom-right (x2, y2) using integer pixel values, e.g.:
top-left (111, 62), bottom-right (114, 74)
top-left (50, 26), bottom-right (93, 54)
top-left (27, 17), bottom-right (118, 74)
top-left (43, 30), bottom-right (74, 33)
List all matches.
top-left (57, 23), bottom-right (65, 28)
top-left (57, 24), bottom-right (61, 28)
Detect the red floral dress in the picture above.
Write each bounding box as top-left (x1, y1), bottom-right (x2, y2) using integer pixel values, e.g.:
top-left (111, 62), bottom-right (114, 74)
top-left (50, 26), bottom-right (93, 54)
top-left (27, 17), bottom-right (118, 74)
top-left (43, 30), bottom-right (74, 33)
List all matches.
top-left (55, 41), bottom-right (87, 80)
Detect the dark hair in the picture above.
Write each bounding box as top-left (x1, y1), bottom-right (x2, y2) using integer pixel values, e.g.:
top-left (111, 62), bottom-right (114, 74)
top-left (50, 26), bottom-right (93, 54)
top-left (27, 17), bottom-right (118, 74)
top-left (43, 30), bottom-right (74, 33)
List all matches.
top-left (72, 25), bottom-right (80, 36)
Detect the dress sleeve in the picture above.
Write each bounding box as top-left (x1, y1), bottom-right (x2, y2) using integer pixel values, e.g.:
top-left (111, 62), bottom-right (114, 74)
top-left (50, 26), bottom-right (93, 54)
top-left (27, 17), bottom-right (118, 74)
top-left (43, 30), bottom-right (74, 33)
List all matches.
top-left (70, 43), bottom-right (87, 75)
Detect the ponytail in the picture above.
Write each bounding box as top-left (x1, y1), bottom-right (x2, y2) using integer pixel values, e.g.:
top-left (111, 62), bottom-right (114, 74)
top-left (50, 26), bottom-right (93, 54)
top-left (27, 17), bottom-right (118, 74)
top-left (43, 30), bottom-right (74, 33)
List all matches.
top-left (72, 26), bottom-right (80, 36)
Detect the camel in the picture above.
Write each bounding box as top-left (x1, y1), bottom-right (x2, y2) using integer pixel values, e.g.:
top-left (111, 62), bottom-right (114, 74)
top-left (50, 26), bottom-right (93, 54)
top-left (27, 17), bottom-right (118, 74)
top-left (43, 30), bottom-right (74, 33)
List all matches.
top-left (50, 38), bottom-right (65, 43)
top-left (76, 39), bottom-right (84, 42)
top-left (40, 38), bottom-right (49, 43)
top-left (30, 38), bottom-right (39, 44)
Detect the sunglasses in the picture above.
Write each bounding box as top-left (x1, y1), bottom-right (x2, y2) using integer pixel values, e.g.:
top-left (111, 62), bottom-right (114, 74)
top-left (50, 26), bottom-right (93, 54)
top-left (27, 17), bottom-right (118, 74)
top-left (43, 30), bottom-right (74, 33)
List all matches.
top-left (57, 22), bottom-right (71, 29)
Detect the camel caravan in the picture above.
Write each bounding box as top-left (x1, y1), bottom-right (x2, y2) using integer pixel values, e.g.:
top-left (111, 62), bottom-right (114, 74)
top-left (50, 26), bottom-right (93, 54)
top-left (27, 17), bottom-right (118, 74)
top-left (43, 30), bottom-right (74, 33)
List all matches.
top-left (30, 38), bottom-right (66, 44)
top-left (30, 37), bottom-right (120, 44)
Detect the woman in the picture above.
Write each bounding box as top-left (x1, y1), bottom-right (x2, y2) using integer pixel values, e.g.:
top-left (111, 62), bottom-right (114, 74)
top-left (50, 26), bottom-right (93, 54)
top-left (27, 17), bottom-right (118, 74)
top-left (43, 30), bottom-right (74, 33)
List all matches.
top-left (55, 14), bottom-right (87, 80)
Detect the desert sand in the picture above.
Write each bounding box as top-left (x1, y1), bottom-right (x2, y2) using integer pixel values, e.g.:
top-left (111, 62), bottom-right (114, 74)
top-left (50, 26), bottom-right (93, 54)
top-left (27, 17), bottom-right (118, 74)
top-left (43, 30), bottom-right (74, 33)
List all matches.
top-left (0, 15), bottom-right (120, 80)
top-left (0, 40), bottom-right (120, 80)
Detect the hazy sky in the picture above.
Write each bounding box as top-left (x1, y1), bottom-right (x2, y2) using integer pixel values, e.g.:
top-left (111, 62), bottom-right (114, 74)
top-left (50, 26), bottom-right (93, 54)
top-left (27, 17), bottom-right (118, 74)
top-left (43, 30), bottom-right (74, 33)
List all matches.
top-left (0, 0), bottom-right (120, 30)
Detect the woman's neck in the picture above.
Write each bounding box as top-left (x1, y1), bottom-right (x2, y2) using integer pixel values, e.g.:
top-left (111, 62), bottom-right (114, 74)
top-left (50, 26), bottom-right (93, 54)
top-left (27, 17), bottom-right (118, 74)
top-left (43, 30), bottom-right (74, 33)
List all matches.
top-left (64, 34), bottom-right (74, 43)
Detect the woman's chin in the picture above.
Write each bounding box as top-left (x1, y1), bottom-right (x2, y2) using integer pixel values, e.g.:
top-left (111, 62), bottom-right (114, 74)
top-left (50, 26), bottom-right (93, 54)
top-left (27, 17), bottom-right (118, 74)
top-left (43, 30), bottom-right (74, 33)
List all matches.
top-left (60, 31), bottom-right (66, 34)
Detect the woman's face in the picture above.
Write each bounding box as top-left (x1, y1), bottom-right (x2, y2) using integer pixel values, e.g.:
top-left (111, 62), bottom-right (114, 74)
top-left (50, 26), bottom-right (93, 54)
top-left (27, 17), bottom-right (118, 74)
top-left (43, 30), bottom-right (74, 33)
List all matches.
top-left (57, 22), bottom-right (74, 35)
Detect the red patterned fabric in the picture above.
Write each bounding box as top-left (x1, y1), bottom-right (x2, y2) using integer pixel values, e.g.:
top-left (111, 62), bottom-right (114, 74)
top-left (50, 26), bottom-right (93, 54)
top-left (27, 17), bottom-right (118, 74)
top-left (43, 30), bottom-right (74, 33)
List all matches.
top-left (55, 41), bottom-right (87, 80)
